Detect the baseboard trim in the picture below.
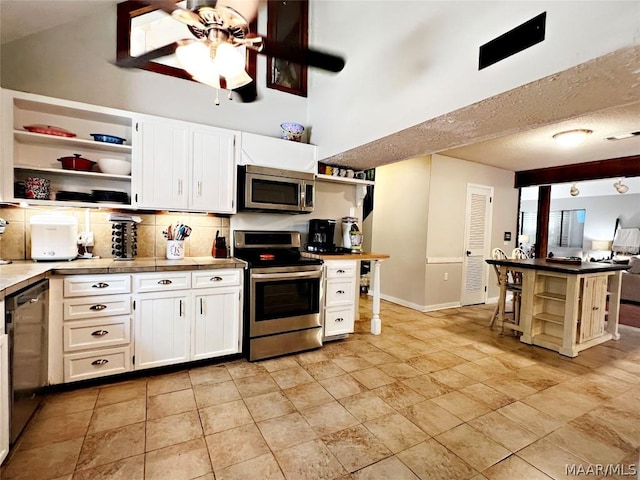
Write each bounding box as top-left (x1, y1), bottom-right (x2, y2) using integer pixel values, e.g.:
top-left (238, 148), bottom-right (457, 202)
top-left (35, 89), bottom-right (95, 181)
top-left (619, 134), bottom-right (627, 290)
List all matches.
top-left (378, 293), bottom-right (462, 313)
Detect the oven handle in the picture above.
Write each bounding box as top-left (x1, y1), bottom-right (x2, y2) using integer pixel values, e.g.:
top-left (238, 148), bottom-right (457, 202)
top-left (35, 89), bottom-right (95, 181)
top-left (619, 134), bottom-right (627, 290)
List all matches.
top-left (251, 270), bottom-right (322, 281)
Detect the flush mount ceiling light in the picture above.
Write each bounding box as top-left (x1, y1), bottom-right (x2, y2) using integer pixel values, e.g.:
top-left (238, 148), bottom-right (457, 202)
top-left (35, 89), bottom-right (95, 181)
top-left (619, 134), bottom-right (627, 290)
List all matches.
top-left (614, 178), bottom-right (629, 194)
top-left (552, 129), bottom-right (593, 147)
top-left (569, 184), bottom-right (580, 196)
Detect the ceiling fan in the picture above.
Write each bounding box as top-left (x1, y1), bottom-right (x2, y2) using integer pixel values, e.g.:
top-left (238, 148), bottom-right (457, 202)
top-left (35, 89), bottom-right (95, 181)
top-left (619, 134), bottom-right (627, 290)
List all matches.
top-left (116, 0), bottom-right (346, 103)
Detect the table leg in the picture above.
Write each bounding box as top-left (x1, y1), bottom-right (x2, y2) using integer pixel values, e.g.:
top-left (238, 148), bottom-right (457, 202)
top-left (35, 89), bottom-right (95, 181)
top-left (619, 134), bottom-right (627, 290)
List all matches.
top-left (371, 260), bottom-right (382, 335)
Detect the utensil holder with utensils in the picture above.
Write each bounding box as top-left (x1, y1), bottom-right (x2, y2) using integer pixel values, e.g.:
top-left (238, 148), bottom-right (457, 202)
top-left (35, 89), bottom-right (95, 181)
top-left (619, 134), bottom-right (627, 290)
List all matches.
top-left (111, 221), bottom-right (137, 261)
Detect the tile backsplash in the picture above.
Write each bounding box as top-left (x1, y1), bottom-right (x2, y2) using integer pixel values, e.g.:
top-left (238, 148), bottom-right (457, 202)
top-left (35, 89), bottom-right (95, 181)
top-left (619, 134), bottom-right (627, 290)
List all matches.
top-left (0, 206), bottom-right (230, 261)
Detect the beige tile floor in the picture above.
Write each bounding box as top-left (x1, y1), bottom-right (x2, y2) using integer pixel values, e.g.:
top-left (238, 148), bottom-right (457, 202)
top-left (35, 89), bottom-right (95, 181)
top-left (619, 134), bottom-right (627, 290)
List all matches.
top-left (2, 297), bottom-right (640, 480)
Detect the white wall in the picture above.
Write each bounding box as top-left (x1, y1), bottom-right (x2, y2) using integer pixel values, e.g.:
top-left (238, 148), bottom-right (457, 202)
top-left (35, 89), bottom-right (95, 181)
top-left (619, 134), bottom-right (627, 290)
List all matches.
top-left (309, 1), bottom-right (640, 160)
top-left (371, 153), bottom-right (518, 311)
top-left (371, 156), bottom-right (431, 309)
top-left (3, 2), bottom-right (640, 162)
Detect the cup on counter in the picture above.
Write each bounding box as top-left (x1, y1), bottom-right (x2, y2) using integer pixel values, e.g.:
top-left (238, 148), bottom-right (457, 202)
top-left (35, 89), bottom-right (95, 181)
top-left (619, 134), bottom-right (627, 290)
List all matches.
top-left (166, 240), bottom-right (185, 260)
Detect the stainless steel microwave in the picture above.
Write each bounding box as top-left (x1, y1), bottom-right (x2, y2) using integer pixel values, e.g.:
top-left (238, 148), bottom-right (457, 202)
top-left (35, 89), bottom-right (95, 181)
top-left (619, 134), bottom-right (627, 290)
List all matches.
top-left (238, 165), bottom-right (315, 213)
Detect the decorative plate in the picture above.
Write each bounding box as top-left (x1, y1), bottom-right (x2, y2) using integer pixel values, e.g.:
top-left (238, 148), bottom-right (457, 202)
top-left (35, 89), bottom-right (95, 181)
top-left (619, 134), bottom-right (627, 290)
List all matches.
top-left (90, 133), bottom-right (126, 144)
top-left (24, 124), bottom-right (76, 137)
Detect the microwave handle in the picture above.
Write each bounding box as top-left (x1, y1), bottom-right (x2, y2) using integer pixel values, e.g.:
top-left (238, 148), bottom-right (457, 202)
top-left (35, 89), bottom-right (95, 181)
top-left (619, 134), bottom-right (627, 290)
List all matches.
top-left (301, 181), bottom-right (313, 209)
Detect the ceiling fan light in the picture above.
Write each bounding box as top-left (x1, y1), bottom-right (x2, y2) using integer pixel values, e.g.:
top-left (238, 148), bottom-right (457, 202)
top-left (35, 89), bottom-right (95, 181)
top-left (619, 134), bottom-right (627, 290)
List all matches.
top-left (224, 70), bottom-right (253, 90)
top-left (552, 129), bottom-right (593, 147)
top-left (214, 43), bottom-right (246, 78)
top-left (175, 40), bottom-right (219, 84)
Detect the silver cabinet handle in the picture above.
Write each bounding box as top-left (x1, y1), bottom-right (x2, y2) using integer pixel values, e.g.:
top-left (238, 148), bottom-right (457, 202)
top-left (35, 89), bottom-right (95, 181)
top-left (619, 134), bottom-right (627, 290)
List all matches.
top-left (337, 269), bottom-right (346, 274)
top-left (158, 279), bottom-right (173, 285)
top-left (91, 359), bottom-right (109, 366)
top-left (210, 276), bottom-right (223, 282)
top-left (335, 317), bottom-right (344, 322)
top-left (92, 282), bottom-right (109, 289)
top-left (29, 298), bottom-right (39, 303)
top-left (178, 179), bottom-right (183, 195)
top-left (90, 304), bottom-right (107, 311)
top-left (336, 290), bottom-right (345, 294)
top-left (197, 180), bottom-right (202, 196)
top-left (91, 330), bottom-right (109, 337)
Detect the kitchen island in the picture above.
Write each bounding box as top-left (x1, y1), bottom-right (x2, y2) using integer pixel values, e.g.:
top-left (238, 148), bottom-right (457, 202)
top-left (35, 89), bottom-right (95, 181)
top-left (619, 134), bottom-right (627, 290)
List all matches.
top-left (302, 252), bottom-right (390, 335)
top-left (486, 258), bottom-right (628, 357)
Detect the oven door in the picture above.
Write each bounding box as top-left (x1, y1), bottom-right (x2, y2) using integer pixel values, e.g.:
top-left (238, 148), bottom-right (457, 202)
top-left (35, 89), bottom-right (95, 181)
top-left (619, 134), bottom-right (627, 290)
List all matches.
top-left (242, 171), bottom-right (307, 213)
top-left (250, 266), bottom-right (323, 337)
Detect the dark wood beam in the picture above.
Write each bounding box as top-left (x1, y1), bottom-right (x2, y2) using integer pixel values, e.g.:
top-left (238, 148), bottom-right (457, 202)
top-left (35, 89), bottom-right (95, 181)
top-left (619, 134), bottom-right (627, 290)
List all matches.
top-left (515, 154), bottom-right (640, 188)
top-left (535, 185), bottom-right (551, 258)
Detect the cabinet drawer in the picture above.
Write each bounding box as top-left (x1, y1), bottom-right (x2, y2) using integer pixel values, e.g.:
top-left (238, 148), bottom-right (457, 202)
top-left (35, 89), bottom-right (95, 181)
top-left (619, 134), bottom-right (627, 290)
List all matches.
top-left (192, 269), bottom-right (241, 288)
top-left (325, 280), bottom-right (355, 306)
top-left (63, 316), bottom-right (131, 352)
top-left (63, 275), bottom-right (131, 297)
top-left (64, 346), bottom-right (131, 382)
top-left (63, 295), bottom-right (131, 321)
top-left (324, 306), bottom-right (355, 337)
top-left (326, 261), bottom-right (357, 279)
top-left (133, 272), bottom-right (191, 293)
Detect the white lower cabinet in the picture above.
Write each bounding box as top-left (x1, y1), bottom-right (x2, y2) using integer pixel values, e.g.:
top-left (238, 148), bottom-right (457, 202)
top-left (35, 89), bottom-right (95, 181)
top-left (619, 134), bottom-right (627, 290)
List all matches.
top-left (133, 269), bottom-right (242, 370)
top-left (58, 274), bottom-right (133, 383)
top-left (134, 290), bottom-right (190, 369)
top-left (192, 287), bottom-right (240, 361)
top-left (323, 260), bottom-right (357, 340)
top-left (0, 333), bottom-right (9, 464)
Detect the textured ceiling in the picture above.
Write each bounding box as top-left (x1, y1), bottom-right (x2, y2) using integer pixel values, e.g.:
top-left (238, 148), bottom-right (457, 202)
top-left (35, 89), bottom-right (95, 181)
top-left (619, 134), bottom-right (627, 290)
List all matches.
top-left (324, 45), bottom-right (640, 172)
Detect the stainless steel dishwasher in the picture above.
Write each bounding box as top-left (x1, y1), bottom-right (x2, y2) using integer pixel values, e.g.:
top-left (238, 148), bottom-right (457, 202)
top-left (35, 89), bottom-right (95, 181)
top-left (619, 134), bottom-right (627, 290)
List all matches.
top-left (5, 279), bottom-right (48, 445)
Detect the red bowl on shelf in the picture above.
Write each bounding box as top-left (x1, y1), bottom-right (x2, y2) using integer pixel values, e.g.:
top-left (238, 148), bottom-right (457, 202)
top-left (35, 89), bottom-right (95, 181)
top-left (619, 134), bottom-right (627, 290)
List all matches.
top-left (58, 154), bottom-right (96, 171)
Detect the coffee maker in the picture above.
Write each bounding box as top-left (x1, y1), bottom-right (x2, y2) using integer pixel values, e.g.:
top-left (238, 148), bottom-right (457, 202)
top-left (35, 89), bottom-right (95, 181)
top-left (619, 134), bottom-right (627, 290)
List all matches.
top-left (306, 219), bottom-right (336, 252)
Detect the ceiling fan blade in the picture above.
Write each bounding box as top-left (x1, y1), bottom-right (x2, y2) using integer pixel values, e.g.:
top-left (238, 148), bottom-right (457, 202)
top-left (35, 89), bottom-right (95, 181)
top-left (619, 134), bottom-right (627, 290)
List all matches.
top-left (116, 42), bottom-right (179, 69)
top-left (148, 1), bottom-right (207, 29)
top-left (232, 80), bottom-right (258, 103)
top-left (258, 38), bottom-right (345, 73)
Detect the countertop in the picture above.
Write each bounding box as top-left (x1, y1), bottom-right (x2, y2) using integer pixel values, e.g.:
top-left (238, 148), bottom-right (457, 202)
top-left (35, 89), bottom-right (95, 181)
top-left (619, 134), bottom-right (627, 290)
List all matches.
top-left (0, 257), bottom-right (247, 297)
top-left (301, 251), bottom-right (390, 261)
top-left (486, 258), bottom-right (629, 274)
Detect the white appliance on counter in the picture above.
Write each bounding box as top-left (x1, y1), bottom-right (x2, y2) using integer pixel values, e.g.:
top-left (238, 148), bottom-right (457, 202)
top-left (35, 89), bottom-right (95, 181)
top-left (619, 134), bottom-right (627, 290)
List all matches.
top-left (30, 214), bottom-right (78, 261)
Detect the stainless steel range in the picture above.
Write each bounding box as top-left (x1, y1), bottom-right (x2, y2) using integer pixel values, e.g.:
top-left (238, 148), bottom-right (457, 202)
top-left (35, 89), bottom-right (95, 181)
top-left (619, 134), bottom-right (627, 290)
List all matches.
top-left (234, 231), bottom-right (324, 361)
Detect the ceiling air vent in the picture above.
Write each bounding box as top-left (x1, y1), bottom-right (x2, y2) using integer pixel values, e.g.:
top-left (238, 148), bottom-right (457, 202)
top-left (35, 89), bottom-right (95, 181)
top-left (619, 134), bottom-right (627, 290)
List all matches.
top-left (479, 12), bottom-right (546, 70)
top-left (605, 131), bottom-right (640, 141)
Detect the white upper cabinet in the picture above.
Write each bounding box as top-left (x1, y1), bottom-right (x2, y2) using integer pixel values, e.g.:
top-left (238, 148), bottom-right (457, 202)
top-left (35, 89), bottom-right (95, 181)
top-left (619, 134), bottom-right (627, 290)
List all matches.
top-left (134, 115), bottom-right (238, 213)
top-left (240, 132), bottom-right (317, 174)
top-left (1, 89), bottom-right (134, 208)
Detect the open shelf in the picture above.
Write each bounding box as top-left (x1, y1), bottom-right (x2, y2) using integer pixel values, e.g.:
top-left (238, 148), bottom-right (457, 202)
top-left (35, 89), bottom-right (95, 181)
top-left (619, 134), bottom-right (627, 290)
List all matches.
top-left (532, 333), bottom-right (563, 348)
top-left (15, 165), bottom-right (130, 180)
top-left (14, 130), bottom-right (132, 153)
top-left (533, 312), bottom-right (564, 325)
top-left (316, 174), bottom-right (375, 186)
top-left (534, 291), bottom-right (566, 302)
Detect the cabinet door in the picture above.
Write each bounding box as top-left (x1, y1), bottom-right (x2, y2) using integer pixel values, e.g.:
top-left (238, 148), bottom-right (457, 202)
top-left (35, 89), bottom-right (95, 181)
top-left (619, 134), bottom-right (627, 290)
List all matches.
top-left (134, 292), bottom-right (190, 369)
top-left (579, 276), bottom-right (608, 343)
top-left (0, 334), bottom-right (9, 464)
top-left (136, 118), bottom-right (190, 210)
top-left (191, 127), bottom-right (236, 213)
top-left (192, 287), bottom-right (240, 360)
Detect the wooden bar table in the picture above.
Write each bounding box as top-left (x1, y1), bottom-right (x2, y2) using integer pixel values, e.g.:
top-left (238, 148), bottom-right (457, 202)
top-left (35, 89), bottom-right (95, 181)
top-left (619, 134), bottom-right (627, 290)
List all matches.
top-left (302, 251), bottom-right (390, 335)
top-left (486, 258), bottom-right (628, 357)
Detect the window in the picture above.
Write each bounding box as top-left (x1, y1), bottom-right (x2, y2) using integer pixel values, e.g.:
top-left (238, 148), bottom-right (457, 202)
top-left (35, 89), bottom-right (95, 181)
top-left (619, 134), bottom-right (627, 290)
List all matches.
top-left (520, 209), bottom-right (586, 248)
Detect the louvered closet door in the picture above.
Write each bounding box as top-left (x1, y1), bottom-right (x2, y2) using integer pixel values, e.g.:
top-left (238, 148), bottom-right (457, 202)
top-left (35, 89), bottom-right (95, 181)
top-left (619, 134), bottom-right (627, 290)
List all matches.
top-left (461, 184), bottom-right (493, 305)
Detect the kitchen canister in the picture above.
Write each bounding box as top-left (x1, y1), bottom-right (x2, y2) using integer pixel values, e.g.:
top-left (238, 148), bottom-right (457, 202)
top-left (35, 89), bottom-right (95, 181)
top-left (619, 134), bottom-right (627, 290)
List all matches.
top-left (166, 240), bottom-right (185, 260)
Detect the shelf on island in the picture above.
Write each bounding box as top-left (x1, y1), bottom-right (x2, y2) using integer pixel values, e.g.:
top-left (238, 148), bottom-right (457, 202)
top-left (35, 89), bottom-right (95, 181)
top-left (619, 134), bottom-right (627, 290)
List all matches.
top-left (533, 312), bottom-right (564, 325)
